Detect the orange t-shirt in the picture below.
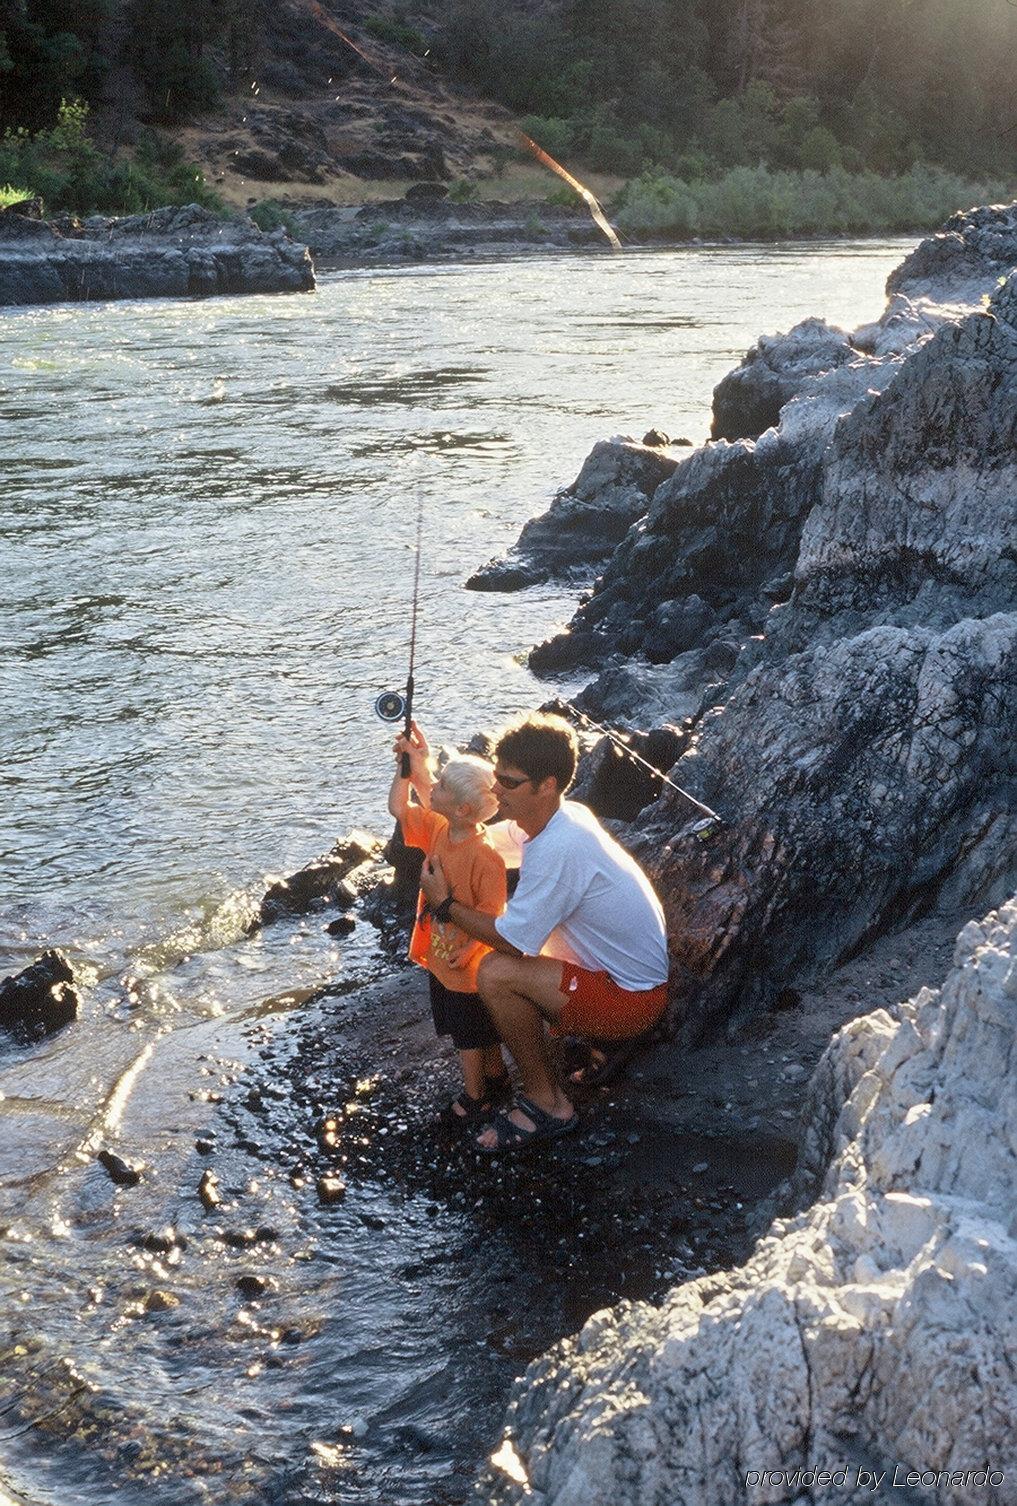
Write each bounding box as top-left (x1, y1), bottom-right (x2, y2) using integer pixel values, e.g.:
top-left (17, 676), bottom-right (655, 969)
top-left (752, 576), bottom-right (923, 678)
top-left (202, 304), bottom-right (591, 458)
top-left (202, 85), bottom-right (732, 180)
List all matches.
top-left (401, 804), bottom-right (506, 994)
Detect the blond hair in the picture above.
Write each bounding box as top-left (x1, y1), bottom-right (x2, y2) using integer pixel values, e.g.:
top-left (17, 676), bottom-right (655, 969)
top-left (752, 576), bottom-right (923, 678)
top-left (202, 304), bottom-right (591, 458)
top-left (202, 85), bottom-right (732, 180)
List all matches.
top-left (439, 755), bottom-right (499, 823)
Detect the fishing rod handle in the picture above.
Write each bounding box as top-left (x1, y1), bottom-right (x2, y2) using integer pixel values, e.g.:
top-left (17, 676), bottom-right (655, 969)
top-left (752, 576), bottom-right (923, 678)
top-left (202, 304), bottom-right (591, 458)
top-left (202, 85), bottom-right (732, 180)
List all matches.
top-left (401, 751), bottom-right (411, 778)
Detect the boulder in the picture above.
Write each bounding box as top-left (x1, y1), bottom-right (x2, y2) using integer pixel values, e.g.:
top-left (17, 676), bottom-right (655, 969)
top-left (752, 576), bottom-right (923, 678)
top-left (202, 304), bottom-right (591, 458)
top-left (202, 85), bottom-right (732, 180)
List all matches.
top-left (467, 439), bottom-right (680, 592)
top-left (639, 612), bottom-right (1017, 1039)
top-left (254, 831), bottom-right (382, 926)
top-left (482, 898), bottom-right (1017, 1506)
top-left (711, 316), bottom-right (858, 442)
top-left (0, 950), bottom-right (80, 1037)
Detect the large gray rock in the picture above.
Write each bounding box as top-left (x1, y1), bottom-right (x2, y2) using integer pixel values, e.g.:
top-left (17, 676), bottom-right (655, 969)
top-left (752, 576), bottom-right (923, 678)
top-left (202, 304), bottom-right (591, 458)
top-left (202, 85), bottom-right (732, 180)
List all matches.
top-left (711, 316), bottom-right (859, 442)
top-left (637, 611), bottom-right (1017, 1039)
top-left (467, 439), bottom-right (681, 592)
top-left (0, 203), bottom-right (315, 307)
top-left (481, 897), bottom-right (1017, 1506)
top-left (523, 207), bottom-right (1017, 1040)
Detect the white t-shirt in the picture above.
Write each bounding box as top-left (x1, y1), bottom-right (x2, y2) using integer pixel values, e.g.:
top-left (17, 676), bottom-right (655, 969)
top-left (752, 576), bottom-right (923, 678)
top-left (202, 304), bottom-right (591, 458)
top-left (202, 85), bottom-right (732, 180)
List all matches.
top-left (491, 801), bottom-right (668, 992)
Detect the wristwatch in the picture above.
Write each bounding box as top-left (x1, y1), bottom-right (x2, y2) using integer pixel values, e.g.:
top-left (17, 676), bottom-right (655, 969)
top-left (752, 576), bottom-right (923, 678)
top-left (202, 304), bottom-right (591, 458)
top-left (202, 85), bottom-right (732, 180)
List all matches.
top-left (431, 894), bottom-right (455, 925)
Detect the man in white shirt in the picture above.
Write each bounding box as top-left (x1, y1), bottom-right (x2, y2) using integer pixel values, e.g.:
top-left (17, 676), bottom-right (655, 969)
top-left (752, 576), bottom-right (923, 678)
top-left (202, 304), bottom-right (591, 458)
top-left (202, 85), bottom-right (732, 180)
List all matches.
top-left (419, 714), bottom-right (669, 1152)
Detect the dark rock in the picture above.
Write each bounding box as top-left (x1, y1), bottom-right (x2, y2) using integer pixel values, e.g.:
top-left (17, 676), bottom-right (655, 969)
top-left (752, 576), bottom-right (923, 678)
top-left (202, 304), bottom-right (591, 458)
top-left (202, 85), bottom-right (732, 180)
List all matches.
top-left (642, 428), bottom-right (670, 447)
top-left (643, 596), bottom-right (713, 664)
top-left (702, 639), bottom-right (741, 673)
top-left (0, 950), bottom-right (80, 1037)
top-left (195, 1138), bottom-right (215, 1155)
top-left (255, 830), bottom-right (381, 926)
top-left (317, 1175), bottom-right (346, 1204)
top-left (326, 915), bottom-right (356, 937)
top-left (141, 1226), bottom-right (186, 1254)
top-left (98, 1150), bottom-right (143, 1187)
top-left (223, 1228), bottom-right (259, 1248)
top-left (198, 1169), bottom-right (221, 1210)
top-left (571, 728), bottom-right (687, 822)
top-left (467, 439), bottom-right (679, 592)
top-left (236, 1273), bottom-right (272, 1300)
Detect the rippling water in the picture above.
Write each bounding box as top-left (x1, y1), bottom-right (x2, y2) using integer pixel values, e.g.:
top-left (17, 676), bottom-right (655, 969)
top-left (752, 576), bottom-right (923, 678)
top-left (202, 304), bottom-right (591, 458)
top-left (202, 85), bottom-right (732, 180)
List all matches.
top-left (1, 240), bottom-right (913, 1505)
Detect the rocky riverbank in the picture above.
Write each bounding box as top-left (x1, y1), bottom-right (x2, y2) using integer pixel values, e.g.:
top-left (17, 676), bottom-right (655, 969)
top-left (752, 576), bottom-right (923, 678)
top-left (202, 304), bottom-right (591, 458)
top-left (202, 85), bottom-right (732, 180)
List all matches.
top-left (462, 202), bottom-right (1017, 1502)
top-left (288, 198), bottom-right (599, 264)
top-left (0, 202), bottom-right (314, 307)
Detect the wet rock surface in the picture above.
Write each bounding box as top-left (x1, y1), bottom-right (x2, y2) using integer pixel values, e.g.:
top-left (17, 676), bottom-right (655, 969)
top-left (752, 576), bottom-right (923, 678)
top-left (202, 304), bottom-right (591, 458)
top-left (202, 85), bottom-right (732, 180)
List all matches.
top-left (0, 203), bottom-right (315, 307)
top-left (481, 897), bottom-right (1017, 1506)
top-left (254, 829), bottom-right (383, 927)
top-left (0, 949), bottom-right (80, 1037)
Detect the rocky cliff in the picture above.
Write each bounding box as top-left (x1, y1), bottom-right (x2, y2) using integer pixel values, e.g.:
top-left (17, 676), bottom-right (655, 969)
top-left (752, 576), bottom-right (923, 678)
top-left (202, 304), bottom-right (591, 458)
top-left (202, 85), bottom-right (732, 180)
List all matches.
top-left (480, 896), bottom-right (1017, 1505)
top-left (505, 203), bottom-right (1017, 1040)
top-left (0, 203), bottom-right (314, 306)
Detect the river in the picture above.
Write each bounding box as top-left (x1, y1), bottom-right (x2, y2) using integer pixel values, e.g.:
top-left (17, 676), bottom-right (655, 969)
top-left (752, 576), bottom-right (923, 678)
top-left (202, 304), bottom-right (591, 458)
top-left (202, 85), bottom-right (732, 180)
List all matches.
top-left (1, 239), bottom-right (914, 1505)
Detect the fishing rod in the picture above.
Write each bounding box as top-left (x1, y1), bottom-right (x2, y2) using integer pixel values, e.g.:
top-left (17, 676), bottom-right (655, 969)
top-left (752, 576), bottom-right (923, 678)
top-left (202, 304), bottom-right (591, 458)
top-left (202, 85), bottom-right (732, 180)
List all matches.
top-left (375, 484), bottom-right (424, 775)
top-left (562, 700), bottom-right (723, 827)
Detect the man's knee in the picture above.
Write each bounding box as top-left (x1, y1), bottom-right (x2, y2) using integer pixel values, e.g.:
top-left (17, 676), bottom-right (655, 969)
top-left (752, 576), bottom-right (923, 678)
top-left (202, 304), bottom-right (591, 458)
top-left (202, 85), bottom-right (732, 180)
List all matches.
top-left (477, 951), bottom-right (517, 998)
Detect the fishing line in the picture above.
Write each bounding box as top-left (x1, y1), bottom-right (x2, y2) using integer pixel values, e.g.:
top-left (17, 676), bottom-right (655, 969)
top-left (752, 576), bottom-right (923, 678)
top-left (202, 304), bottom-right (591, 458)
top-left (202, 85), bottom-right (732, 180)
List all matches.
top-left (561, 701), bottom-right (722, 826)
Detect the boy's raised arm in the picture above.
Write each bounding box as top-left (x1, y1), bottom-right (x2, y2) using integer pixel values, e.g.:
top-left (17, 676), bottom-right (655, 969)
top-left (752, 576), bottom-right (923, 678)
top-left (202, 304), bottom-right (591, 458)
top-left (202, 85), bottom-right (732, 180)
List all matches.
top-left (387, 721), bottom-right (433, 821)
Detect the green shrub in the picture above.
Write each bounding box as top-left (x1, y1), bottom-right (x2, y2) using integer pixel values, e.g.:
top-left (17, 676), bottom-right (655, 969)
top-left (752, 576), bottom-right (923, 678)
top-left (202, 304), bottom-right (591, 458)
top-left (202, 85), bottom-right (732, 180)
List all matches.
top-left (0, 183), bottom-right (33, 208)
top-left (447, 176), bottom-right (479, 202)
top-left (364, 15), bottom-right (428, 55)
top-left (0, 99), bottom-right (222, 216)
top-left (248, 198), bottom-right (297, 234)
top-left (614, 162), bottom-right (1013, 240)
top-left (518, 115), bottom-right (573, 160)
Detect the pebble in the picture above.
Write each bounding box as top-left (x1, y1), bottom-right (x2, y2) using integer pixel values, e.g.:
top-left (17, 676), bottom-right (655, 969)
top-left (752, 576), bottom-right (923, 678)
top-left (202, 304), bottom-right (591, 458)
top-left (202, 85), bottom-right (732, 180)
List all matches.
top-left (223, 1228), bottom-right (259, 1248)
top-left (198, 1169), bottom-right (222, 1210)
top-left (317, 1175), bottom-right (346, 1205)
top-left (236, 1273), bottom-right (272, 1300)
top-left (98, 1149), bottom-right (143, 1187)
top-left (142, 1288), bottom-right (180, 1313)
top-left (142, 1226), bottom-right (186, 1254)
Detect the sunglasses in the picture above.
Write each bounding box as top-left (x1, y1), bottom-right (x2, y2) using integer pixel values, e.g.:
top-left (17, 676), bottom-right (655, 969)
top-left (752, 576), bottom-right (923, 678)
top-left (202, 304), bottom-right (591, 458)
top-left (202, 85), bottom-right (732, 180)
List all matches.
top-left (493, 771), bottom-right (532, 790)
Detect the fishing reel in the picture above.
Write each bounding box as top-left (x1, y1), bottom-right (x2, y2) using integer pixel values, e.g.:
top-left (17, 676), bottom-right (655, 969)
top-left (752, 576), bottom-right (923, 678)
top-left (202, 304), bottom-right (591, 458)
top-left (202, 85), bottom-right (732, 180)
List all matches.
top-left (374, 690), bottom-right (408, 723)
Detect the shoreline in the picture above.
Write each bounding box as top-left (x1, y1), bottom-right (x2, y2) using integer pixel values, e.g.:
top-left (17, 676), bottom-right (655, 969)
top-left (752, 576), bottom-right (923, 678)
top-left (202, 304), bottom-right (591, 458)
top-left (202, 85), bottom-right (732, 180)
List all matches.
top-left (0, 196), bottom-right (921, 309)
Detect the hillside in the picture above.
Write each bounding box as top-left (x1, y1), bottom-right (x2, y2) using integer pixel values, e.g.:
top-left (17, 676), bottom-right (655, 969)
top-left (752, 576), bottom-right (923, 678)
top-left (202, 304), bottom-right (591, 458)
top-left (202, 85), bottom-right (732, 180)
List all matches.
top-left (2, 2), bottom-right (1015, 231)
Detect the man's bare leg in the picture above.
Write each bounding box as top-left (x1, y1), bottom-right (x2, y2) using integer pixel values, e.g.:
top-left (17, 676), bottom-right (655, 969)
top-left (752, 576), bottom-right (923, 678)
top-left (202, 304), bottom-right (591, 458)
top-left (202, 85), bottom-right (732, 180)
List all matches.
top-left (475, 954), bottom-right (573, 1147)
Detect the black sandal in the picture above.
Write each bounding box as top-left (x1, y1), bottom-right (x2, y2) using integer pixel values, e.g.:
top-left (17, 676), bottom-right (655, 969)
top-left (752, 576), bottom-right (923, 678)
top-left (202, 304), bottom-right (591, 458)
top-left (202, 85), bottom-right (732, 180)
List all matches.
top-left (485, 1069), bottom-right (511, 1101)
top-left (475, 1095), bottom-right (579, 1154)
top-left (568, 1028), bottom-right (659, 1087)
top-left (441, 1090), bottom-right (494, 1130)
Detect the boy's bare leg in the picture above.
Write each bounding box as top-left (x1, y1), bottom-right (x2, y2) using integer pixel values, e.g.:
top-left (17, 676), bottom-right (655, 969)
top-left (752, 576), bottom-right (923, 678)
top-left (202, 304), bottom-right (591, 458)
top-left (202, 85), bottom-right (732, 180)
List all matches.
top-left (455, 1047), bottom-right (487, 1113)
top-left (475, 955), bottom-right (574, 1146)
top-left (482, 1041), bottom-right (507, 1080)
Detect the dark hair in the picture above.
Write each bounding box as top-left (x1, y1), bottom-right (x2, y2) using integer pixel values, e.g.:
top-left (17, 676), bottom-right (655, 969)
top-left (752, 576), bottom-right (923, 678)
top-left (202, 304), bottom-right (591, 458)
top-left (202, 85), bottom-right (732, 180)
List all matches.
top-left (495, 714), bottom-right (578, 792)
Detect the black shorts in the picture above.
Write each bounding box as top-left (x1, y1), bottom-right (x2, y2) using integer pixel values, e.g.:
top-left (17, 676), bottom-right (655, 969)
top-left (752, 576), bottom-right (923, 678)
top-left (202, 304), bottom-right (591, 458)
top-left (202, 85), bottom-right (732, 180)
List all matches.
top-left (428, 972), bottom-right (499, 1051)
